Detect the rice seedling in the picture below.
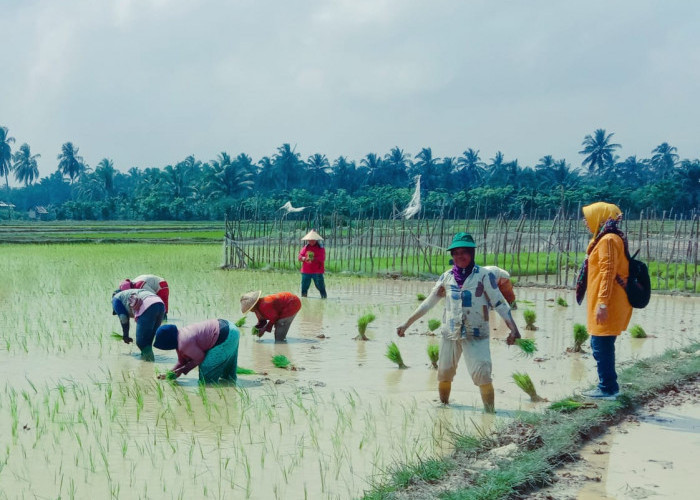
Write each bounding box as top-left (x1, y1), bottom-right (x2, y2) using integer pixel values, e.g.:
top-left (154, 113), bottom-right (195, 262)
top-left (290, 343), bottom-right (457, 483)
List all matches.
top-left (511, 372), bottom-right (546, 402)
top-left (427, 319), bottom-right (441, 335)
top-left (386, 342), bottom-right (407, 369)
top-left (629, 324), bottom-right (647, 338)
top-left (416, 293), bottom-right (427, 301)
top-left (236, 367), bottom-right (256, 375)
top-left (234, 317), bottom-right (247, 327)
top-left (556, 297), bottom-right (568, 307)
top-left (523, 309), bottom-right (537, 330)
top-left (549, 398), bottom-right (596, 412)
top-left (354, 313), bottom-right (376, 341)
top-left (272, 355), bottom-right (291, 369)
top-left (572, 323), bottom-right (589, 352)
top-left (514, 338), bottom-right (537, 357)
top-left (427, 343), bottom-right (439, 369)
top-left (110, 332), bottom-right (123, 341)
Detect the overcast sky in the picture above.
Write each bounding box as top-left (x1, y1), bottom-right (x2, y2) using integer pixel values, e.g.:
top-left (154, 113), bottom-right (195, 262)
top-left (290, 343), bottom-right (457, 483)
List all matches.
top-left (2, 0), bottom-right (699, 182)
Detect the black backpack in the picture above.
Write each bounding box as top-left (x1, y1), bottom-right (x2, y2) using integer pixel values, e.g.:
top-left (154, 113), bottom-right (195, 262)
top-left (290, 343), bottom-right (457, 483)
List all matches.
top-left (623, 249), bottom-right (651, 308)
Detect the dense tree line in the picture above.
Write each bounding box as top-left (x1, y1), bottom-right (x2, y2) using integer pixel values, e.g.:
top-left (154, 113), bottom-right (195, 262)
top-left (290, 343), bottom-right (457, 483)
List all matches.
top-left (0, 126), bottom-right (698, 221)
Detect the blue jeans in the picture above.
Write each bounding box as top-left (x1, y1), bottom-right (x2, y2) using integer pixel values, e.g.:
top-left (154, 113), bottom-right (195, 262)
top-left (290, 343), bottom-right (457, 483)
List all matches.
top-left (301, 273), bottom-right (327, 298)
top-left (590, 335), bottom-right (619, 394)
top-left (136, 302), bottom-right (165, 357)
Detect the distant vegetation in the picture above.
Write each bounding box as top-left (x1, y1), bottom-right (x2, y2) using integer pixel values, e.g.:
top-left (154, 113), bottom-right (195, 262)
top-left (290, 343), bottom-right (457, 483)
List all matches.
top-left (0, 126), bottom-right (698, 221)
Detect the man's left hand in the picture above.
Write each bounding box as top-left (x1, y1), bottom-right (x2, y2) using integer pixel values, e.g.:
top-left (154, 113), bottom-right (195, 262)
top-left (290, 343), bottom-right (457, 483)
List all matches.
top-left (506, 329), bottom-right (521, 346)
top-left (596, 305), bottom-right (609, 324)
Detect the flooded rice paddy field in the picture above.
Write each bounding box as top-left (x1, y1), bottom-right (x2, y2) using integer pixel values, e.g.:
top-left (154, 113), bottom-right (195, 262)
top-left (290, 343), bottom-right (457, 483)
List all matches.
top-left (0, 244), bottom-right (698, 499)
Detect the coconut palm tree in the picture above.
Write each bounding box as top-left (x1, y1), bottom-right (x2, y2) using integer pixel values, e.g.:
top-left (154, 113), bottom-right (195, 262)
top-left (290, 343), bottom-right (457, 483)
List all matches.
top-left (361, 153), bottom-right (383, 185)
top-left (651, 142), bottom-right (678, 179)
top-left (305, 153), bottom-right (331, 192)
top-left (94, 158), bottom-right (116, 195)
top-left (413, 147), bottom-right (441, 191)
top-left (579, 129), bottom-right (621, 174)
top-left (0, 126), bottom-right (16, 189)
top-left (331, 156), bottom-right (361, 193)
top-left (456, 148), bottom-right (485, 186)
top-left (12, 143), bottom-right (40, 186)
top-left (57, 142), bottom-right (86, 184)
top-left (272, 143), bottom-right (303, 191)
top-left (382, 147), bottom-right (410, 186)
top-left (205, 152), bottom-right (253, 198)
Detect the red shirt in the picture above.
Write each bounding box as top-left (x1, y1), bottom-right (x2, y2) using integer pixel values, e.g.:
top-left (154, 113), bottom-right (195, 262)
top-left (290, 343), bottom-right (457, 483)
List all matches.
top-left (257, 292), bottom-right (302, 328)
top-left (298, 245), bottom-right (325, 274)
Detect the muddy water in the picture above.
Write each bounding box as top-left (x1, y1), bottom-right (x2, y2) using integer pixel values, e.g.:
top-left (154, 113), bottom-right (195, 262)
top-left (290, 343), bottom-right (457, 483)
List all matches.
top-left (0, 246), bottom-right (698, 499)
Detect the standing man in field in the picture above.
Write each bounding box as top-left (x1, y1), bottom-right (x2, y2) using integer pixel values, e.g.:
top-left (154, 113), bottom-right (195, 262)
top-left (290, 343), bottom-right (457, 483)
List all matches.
top-left (396, 232), bottom-right (521, 413)
top-left (240, 290), bottom-right (302, 342)
top-left (576, 202), bottom-right (633, 400)
top-left (119, 274), bottom-right (170, 318)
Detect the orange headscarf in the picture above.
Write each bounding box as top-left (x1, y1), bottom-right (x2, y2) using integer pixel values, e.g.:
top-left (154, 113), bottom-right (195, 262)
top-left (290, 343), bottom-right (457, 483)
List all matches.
top-left (582, 202), bottom-right (622, 252)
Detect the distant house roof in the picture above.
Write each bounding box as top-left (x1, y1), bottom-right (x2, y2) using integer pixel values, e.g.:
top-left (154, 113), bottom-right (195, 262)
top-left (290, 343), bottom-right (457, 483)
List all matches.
top-left (34, 206), bottom-right (48, 214)
top-left (0, 201), bottom-right (15, 208)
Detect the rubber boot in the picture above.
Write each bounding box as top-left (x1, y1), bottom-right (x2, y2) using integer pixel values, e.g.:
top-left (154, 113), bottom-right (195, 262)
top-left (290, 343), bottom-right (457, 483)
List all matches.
top-left (438, 381), bottom-right (451, 405)
top-left (480, 383), bottom-right (495, 413)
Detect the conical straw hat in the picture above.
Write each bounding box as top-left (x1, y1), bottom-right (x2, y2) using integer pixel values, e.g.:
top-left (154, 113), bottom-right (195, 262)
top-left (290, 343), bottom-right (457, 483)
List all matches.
top-left (301, 230), bottom-right (323, 241)
top-left (240, 290), bottom-right (262, 314)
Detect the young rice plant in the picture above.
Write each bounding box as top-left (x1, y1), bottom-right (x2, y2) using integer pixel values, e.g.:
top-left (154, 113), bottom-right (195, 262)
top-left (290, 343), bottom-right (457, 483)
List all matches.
top-left (355, 313), bottom-right (376, 341)
top-left (386, 342), bottom-right (407, 369)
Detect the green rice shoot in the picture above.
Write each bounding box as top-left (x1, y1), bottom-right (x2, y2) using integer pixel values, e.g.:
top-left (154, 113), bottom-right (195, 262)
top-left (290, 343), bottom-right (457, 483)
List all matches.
top-left (386, 342), bottom-right (407, 368)
top-left (236, 366), bottom-right (256, 375)
top-left (629, 324), bottom-right (647, 338)
top-left (111, 332), bottom-right (123, 340)
top-left (523, 309), bottom-right (537, 330)
top-left (556, 297), bottom-right (568, 307)
top-left (416, 293), bottom-right (426, 301)
top-left (427, 319), bottom-right (441, 332)
top-left (549, 398), bottom-right (589, 412)
top-left (234, 317), bottom-right (247, 327)
top-left (514, 338), bottom-right (537, 356)
top-left (512, 372), bottom-right (545, 402)
top-left (355, 313), bottom-right (376, 341)
top-left (272, 355), bottom-right (291, 369)
top-left (573, 323), bottom-right (589, 352)
top-left (427, 343), bottom-right (439, 369)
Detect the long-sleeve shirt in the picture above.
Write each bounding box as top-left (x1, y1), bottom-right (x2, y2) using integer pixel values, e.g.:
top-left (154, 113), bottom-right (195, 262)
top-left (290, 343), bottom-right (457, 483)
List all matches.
top-left (172, 319), bottom-right (221, 376)
top-left (112, 289), bottom-right (162, 323)
top-left (256, 292), bottom-right (302, 331)
top-left (131, 274), bottom-right (166, 294)
top-left (298, 245), bottom-right (325, 274)
top-left (414, 265), bottom-right (513, 341)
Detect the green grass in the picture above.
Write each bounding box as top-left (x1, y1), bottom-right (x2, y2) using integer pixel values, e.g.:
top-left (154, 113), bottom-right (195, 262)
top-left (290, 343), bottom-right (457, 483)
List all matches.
top-left (363, 342), bottom-right (700, 499)
top-left (629, 324), bottom-right (647, 338)
top-left (386, 342), bottom-right (407, 369)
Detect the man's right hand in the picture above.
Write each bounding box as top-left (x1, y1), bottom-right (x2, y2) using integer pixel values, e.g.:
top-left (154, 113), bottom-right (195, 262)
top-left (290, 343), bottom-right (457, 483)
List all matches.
top-left (123, 336), bottom-right (133, 344)
top-left (396, 325), bottom-right (407, 337)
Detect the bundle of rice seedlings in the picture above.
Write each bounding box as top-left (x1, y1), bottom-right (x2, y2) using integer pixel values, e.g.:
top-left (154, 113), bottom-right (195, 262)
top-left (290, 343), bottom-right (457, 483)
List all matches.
top-left (165, 370), bottom-right (178, 381)
top-left (111, 332), bottom-right (123, 341)
top-left (416, 293), bottom-right (427, 301)
top-left (523, 309), bottom-right (537, 330)
top-left (386, 342), bottom-right (407, 368)
top-left (514, 338), bottom-right (537, 357)
top-left (427, 319), bottom-right (441, 335)
top-left (354, 313), bottom-right (376, 341)
top-left (549, 398), bottom-right (595, 412)
top-left (573, 323), bottom-right (589, 352)
top-left (556, 297), bottom-right (568, 307)
top-left (234, 317), bottom-right (247, 328)
top-left (236, 366), bottom-right (256, 375)
top-left (427, 343), bottom-right (439, 369)
top-left (629, 324), bottom-right (647, 338)
top-left (512, 372), bottom-right (546, 402)
top-left (272, 355), bottom-right (291, 369)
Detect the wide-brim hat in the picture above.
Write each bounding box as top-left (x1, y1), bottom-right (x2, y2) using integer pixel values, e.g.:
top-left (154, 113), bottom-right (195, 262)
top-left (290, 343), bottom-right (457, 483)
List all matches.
top-left (447, 232), bottom-right (477, 251)
top-left (301, 230), bottom-right (323, 241)
top-left (240, 290), bottom-right (262, 314)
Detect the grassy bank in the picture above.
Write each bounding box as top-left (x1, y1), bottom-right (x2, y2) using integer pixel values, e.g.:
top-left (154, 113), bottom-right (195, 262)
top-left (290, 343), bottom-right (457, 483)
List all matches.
top-left (364, 341), bottom-right (700, 499)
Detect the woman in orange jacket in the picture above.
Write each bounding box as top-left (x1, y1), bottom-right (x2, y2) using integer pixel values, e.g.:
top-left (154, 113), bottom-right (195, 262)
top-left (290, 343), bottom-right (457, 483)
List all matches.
top-left (576, 202), bottom-right (633, 399)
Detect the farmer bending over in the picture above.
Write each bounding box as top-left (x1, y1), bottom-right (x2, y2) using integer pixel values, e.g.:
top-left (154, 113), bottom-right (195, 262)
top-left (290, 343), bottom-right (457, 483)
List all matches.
top-left (154, 319), bottom-right (240, 383)
top-left (112, 288), bottom-right (165, 361)
top-left (396, 232), bottom-right (521, 413)
top-left (240, 291), bottom-right (302, 342)
top-left (119, 274), bottom-right (170, 318)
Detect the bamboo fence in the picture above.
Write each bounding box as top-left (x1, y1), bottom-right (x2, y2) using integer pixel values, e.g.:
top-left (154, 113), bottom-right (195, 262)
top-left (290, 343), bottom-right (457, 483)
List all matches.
top-left (223, 209), bottom-right (699, 292)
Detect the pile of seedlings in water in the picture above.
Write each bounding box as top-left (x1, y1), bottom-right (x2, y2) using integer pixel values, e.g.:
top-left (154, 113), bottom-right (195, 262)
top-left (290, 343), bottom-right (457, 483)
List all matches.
top-left (523, 309), bottom-right (537, 330)
top-left (512, 372), bottom-right (547, 402)
top-left (236, 366), bottom-right (256, 375)
top-left (427, 343), bottom-right (439, 369)
top-left (556, 297), bottom-right (568, 307)
top-left (354, 313), bottom-right (376, 341)
top-left (386, 342), bottom-right (407, 368)
top-left (570, 323), bottom-right (589, 352)
top-left (629, 324), bottom-right (647, 338)
top-left (272, 354), bottom-right (291, 369)
top-left (514, 338), bottom-right (537, 357)
top-left (425, 319), bottom-right (441, 336)
top-left (549, 398), bottom-right (596, 412)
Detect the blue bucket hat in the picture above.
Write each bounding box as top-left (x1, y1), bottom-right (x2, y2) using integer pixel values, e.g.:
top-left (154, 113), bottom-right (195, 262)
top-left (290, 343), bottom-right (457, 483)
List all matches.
top-left (154, 324), bottom-right (179, 350)
top-left (447, 232), bottom-right (477, 251)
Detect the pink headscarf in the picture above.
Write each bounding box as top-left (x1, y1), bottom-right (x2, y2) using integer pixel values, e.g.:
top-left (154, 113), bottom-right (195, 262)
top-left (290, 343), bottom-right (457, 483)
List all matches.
top-left (119, 279), bottom-right (132, 291)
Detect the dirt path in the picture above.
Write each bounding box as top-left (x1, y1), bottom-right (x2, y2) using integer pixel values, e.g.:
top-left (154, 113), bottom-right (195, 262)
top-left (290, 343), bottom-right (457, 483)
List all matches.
top-left (525, 378), bottom-right (700, 499)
